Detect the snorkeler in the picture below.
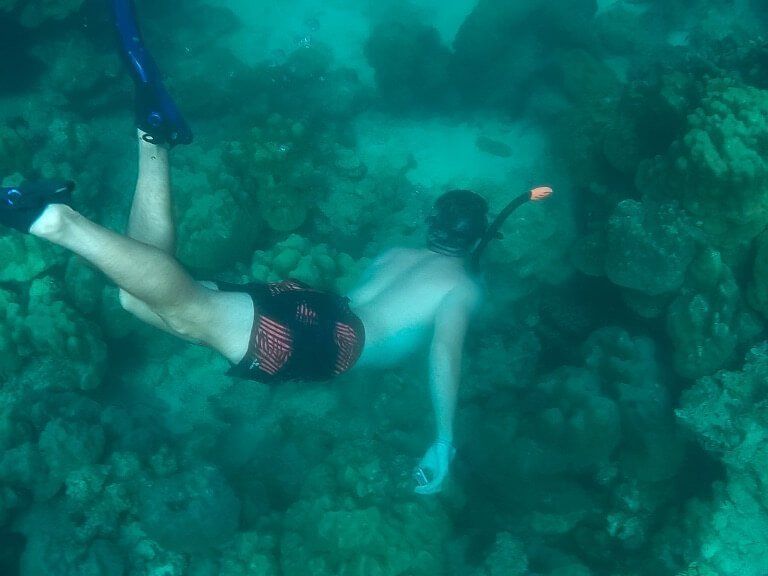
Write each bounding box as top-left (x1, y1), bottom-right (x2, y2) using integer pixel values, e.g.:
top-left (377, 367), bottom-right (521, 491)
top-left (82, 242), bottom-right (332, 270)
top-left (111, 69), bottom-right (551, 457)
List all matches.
top-left (0, 0), bottom-right (552, 495)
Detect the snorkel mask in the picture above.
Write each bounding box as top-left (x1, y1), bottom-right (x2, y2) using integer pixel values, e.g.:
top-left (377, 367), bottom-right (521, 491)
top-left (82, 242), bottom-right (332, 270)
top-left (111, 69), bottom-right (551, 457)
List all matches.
top-left (425, 186), bottom-right (553, 269)
top-left (426, 189), bottom-right (489, 257)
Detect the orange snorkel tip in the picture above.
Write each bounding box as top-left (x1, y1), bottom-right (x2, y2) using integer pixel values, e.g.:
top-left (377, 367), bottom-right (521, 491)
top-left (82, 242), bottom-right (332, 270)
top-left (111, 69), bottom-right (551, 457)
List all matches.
top-left (530, 186), bottom-right (553, 201)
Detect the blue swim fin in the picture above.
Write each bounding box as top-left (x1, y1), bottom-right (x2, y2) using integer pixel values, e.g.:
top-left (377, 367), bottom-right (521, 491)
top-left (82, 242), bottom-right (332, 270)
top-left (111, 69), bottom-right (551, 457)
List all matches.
top-left (0, 180), bottom-right (74, 233)
top-left (112, 0), bottom-right (193, 147)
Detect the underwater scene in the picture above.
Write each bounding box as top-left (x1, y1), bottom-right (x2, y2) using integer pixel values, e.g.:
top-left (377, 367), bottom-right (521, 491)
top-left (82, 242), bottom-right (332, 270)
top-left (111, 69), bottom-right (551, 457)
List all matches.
top-left (2, 0), bottom-right (768, 574)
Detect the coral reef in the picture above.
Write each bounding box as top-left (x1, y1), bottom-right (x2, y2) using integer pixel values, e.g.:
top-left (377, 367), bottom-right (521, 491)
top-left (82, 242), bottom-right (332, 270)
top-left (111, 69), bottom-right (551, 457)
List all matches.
top-left (0, 275), bottom-right (107, 389)
top-left (643, 79), bottom-right (768, 248)
top-left (173, 148), bottom-right (263, 271)
top-left (667, 249), bottom-right (762, 379)
top-left (0, 233), bottom-right (64, 283)
top-left (451, 0), bottom-right (597, 110)
top-left (247, 233), bottom-right (367, 294)
top-left (221, 115), bottom-right (327, 237)
top-left (603, 200), bottom-right (698, 296)
top-left (365, 20), bottom-right (453, 109)
top-left (459, 325), bottom-right (686, 571)
top-left (3, 1), bottom-right (768, 575)
top-left (473, 532), bottom-right (528, 576)
top-left (316, 170), bottom-right (426, 255)
top-left (138, 466), bottom-right (241, 552)
top-left (0, 0), bottom-right (84, 28)
top-left (481, 183), bottom-right (576, 304)
top-left (677, 344), bottom-right (768, 575)
top-left (747, 228), bottom-right (768, 318)
top-left (280, 439), bottom-right (450, 576)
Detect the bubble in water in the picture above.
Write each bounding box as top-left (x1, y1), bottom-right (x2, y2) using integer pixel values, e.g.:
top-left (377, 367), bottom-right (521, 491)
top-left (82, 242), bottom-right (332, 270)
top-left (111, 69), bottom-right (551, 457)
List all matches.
top-left (267, 48), bottom-right (287, 68)
top-left (305, 17), bottom-right (320, 32)
top-left (295, 34), bottom-right (312, 49)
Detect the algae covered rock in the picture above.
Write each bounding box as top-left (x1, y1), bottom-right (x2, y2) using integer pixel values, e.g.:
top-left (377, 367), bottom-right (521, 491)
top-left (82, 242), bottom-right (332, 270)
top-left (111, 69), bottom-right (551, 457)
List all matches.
top-left (667, 249), bottom-right (762, 379)
top-left (138, 466), bottom-right (240, 553)
top-left (218, 531), bottom-right (278, 576)
top-left (451, 0), bottom-right (597, 109)
top-left (0, 126), bottom-right (34, 175)
top-left (0, 276), bottom-right (107, 390)
top-left (584, 328), bottom-right (671, 433)
top-left (604, 200), bottom-right (697, 296)
top-left (317, 172), bottom-right (424, 253)
top-left (0, 233), bottom-right (64, 283)
top-left (525, 367), bottom-right (622, 475)
top-left (677, 343), bottom-right (768, 575)
top-left (280, 440), bottom-right (450, 576)
top-left (221, 116), bottom-right (330, 235)
top-left (249, 234), bottom-right (366, 294)
top-left (483, 186), bottom-right (575, 302)
top-left (747, 228), bottom-right (768, 318)
top-left (474, 532), bottom-right (528, 576)
top-left (365, 20), bottom-right (453, 108)
top-left (0, 0), bottom-right (84, 27)
top-left (174, 156), bottom-right (262, 272)
top-left (124, 345), bottom-right (233, 435)
top-left (20, 277), bottom-right (107, 389)
top-left (38, 418), bottom-right (106, 499)
top-left (646, 78), bottom-right (768, 248)
top-left (0, 289), bottom-right (23, 378)
top-left (17, 514), bottom-right (126, 576)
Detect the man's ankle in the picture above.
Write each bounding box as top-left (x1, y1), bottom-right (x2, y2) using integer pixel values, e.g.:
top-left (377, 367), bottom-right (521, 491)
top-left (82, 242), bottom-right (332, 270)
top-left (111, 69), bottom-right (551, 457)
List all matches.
top-left (29, 203), bottom-right (72, 240)
top-left (138, 129), bottom-right (169, 162)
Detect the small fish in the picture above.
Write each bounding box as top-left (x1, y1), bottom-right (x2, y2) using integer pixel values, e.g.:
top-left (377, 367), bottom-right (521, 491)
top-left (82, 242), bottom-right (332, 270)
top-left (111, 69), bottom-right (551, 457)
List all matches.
top-left (475, 135), bottom-right (513, 158)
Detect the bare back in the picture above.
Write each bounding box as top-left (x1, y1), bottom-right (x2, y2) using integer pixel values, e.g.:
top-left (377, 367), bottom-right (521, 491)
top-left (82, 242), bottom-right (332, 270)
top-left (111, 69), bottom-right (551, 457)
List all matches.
top-left (349, 247), bottom-right (480, 367)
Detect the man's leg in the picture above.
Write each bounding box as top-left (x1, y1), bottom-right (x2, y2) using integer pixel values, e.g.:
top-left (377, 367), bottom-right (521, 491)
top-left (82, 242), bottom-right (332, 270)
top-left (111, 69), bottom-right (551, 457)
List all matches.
top-left (118, 132), bottom-right (228, 338)
top-left (118, 131), bottom-right (179, 330)
top-left (128, 130), bottom-right (175, 253)
top-left (29, 204), bottom-right (253, 363)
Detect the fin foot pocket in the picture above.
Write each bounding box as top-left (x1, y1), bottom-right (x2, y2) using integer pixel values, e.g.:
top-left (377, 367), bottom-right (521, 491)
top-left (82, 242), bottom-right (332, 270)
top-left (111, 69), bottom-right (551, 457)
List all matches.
top-left (0, 180), bottom-right (74, 233)
top-left (112, 0), bottom-right (193, 147)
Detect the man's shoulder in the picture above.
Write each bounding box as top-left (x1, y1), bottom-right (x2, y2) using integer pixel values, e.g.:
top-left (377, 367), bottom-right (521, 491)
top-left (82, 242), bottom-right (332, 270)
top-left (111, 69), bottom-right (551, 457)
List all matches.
top-left (462, 277), bottom-right (483, 301)
top-left (371, 246), bottom-right (427, 271)
top-left (444, 275), bottom-right (482, 310)
top-left (377, 246), bottom-right (422, 260)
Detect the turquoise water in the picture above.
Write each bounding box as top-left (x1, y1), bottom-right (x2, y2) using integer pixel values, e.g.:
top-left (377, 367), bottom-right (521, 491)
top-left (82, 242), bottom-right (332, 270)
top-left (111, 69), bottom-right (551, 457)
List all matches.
top-left (2, 0), bottom-right (768, 574)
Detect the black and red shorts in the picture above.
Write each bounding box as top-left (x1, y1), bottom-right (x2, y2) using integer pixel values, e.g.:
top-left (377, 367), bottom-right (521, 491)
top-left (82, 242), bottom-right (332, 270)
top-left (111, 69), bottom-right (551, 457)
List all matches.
top-left (215, 279), bottom-right (365, 383)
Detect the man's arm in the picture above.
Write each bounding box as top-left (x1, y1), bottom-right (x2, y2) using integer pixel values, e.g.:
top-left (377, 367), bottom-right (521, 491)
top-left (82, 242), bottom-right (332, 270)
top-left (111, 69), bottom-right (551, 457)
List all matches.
top-left (429, 281), bottom-right (479, 441)
top-left (416, 281), bottom-right (479, 494)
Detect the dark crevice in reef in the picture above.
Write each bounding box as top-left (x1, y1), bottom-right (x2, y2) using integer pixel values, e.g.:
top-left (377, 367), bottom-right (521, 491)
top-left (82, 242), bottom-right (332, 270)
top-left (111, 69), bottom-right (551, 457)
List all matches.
top-left (0, 530), bottom-right (26, 576)
top-left (0, 16), bottom-right (45, 95)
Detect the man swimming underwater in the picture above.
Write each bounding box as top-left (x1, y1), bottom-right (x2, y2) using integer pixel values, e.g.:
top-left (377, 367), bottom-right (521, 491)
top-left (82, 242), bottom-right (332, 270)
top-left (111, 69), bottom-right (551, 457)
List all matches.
top-left (0, 0), bottom-right (551, 494)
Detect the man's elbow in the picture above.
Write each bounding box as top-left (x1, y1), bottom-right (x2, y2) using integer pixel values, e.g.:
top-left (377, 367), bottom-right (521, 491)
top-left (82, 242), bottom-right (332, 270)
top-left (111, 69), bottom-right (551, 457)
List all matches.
top-left (430, 340), bottom-right (461, 367)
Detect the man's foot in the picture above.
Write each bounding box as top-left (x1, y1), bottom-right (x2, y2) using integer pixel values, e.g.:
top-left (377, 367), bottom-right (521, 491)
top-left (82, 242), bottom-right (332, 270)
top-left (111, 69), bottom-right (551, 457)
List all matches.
top-left (112, 0), bottom-right (193, 148)
top-left (1, 180), bottom-right (74, 234)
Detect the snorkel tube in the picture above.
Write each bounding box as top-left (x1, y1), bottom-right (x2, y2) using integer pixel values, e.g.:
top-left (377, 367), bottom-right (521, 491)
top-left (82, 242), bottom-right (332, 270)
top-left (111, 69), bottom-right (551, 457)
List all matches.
top-left (469, 186), bottom-right (553, 272)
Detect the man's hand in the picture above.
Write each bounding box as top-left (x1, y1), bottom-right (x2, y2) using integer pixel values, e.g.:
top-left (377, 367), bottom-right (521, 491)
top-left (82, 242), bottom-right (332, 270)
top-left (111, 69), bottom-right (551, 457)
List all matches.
top-left (414, 440), bottom-right (455, 495)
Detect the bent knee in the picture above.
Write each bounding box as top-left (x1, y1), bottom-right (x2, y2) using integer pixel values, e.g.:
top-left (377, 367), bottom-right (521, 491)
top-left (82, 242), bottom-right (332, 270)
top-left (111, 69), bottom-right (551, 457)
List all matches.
top-left (156, 289), bottom-right (252, 362)
top-left (119, 289), bottom-right (142, 315)
top-left (155, 298), bottom-right (212, 340)
top-left (119, 290), bottom-right (166, 327)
